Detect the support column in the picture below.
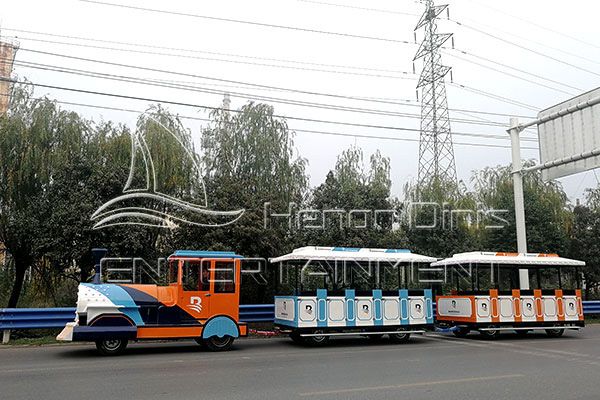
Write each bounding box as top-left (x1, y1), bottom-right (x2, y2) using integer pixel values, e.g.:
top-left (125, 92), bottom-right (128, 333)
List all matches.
top-left (508, 117), bottom-right (529, 289)
top-left (2, 329), bottom-right (10, 344)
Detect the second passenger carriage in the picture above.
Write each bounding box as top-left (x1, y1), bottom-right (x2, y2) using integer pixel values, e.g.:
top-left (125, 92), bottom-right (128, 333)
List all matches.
top-left (272, 246), bottom-right (437, 345)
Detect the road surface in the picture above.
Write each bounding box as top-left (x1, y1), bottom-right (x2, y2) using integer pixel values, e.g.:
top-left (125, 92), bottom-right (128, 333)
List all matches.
top-left (1, 326), bottom-right (599, 400)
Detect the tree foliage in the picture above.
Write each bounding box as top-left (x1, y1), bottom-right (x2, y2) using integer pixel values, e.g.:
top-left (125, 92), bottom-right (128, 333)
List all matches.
top-left (1, 85), bottom-right (599, 306)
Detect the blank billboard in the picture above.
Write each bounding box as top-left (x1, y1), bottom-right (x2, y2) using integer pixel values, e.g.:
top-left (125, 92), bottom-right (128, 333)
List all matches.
top-left (537, 87), bottom-right (600, 181)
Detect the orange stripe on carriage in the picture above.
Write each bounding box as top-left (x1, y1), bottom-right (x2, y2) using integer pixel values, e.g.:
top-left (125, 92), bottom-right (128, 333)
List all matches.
top-left (490, 289), bottom-right (500, 323)
top-left (512, 289), bottom-right (522, 323)
top-left (576, 289), bottom-right (584, 321)
top-left (435, 295), bottom-right (477, 323)
top-left (137, 326), bottom-right (204, 339)
top-left (533, 289), bottom-right (544, 322)
top-left (555, 289), bottom-right (565, 321)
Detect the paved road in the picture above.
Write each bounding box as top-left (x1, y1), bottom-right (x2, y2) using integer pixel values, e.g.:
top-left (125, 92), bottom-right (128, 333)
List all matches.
top-left (1, 327), bottom-right (600, 400)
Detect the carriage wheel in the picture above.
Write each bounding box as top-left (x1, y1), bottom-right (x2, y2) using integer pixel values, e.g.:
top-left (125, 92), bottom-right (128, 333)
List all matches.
top-left (304, 330), bottom-right (330, 346)
top-left (389, 332), bottom-right (411, 343)
top-left (479, 325), bottom-right (500, 340)
top-left (545, 328), bottom-right (565, 338)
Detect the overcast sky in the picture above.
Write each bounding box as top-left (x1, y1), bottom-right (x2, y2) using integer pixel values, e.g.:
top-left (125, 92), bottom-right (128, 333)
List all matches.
top-left (2, 0), bottom-right (599, 202)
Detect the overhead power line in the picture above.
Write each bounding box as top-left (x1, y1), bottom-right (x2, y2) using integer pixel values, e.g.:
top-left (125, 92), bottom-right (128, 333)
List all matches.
top-left (9, 35), bottom-right (414, 81)
top-left (79, 0), bottom-right (414, 45)
top-left (450, 20), bottom-right (600, 78)
top-left (462, 0), bottom-right (600, 51)
top-left (6, 26), bottom-right (575, 98)
top-left (14, 47), bottom-right (538, 118)
top-left (289, 1), bottom-right (598, 87)
top-left (444, 48), bottom-right (583, 93)
top-left (3, 28), bottom-right (407, 74)
top-left (11, 57), bottom-right (532, 134)
top-left (450, 83), bottom-right (540, 112)
top-left (0, 92), bottom-right (538, 151)
top-left (2, 77), bottom-right (539, 145)
top-left (444, 51), bottom-right (577, 96)
top-left (296, 0), bottom-right (420, 17)
top-left (79, 0), bottom-right (600, 79)
top-left (446, 18), bottom-right (600, 69)
top-left (12, 33), bottom-right (575, 101)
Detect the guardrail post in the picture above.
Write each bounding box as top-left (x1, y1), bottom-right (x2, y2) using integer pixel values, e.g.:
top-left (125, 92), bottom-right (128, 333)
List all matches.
top-left (2, 329), bottom-right (10, 344)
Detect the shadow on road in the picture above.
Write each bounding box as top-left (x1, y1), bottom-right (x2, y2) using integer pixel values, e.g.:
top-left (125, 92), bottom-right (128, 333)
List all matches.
top-left (52, 329), bottom-right (584, 359)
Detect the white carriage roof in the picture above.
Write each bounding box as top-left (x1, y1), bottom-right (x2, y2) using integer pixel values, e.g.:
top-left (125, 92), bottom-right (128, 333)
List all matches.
top-left (270, 246), bottom-right (437, 263)
top-left (431, 252), bottom-right (585, 267)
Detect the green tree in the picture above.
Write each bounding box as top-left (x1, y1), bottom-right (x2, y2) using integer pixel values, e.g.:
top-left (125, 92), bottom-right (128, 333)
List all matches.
top-left (300, 146), bottom-right (406, 249)
top-left (170, 102), bottom-right (309, 303)
top-left (471, 162), bottom-right (571, 254)
top-left (570, 187), bottom-right (600, 299)
top-left (0, 85), bottom-right (84, 307)
top-left (403, 176), bottom-right (478, 259)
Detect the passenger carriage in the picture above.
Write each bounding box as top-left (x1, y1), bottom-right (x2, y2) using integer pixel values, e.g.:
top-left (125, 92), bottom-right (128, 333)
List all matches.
top-left (272, 246), bottom-right (437, 345)
top-left (434, 252), bottom-right (585, 339)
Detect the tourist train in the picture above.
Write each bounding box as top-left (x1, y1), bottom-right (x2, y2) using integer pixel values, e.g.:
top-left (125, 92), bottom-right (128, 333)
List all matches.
top-left (57, 247), bottom-right (585, 355)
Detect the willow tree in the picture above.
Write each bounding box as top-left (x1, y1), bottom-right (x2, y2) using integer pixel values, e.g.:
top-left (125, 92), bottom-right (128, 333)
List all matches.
top-left (299, 146), bottom-right (406, 250)
top-left (178, 102), bottom-right (309, 303)
top-left (471, 161), bottom-right (571, 254)
top-left (0, 84), bottom-right (95, 306)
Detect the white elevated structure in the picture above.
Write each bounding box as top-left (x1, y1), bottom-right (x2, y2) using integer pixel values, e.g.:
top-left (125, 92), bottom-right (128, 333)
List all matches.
top-left (271, 246), bottom-right (438, 264)
top-left (432, 252), bottom-right (585, 267)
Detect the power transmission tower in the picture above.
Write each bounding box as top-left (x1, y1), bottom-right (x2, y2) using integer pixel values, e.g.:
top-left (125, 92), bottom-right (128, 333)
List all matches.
top-left (414, 0), bottom-right (457, 190)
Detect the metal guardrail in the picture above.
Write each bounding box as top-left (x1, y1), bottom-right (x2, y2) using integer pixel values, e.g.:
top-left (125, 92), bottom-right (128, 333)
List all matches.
top-left (0, 305), bottom-right (275, 343)
top-left (1, 302), bottom-right (599, 343)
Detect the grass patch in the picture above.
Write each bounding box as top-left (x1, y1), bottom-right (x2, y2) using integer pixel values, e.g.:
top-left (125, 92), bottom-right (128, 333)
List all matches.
top-left (0, 335), bottom-right (61, 346)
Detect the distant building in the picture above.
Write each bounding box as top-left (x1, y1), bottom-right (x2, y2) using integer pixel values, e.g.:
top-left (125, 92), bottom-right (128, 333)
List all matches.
top-left (222, 93), bottom-right (231, 111)
top-left (0, 38), bottom-right (19, 114)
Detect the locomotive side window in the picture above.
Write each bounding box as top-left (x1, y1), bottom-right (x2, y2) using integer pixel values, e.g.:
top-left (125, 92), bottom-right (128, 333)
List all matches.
top-left (200, 262), bottom-right (210, 291)
top-left (183, 261), bottom-right (200, 291)
top-left (169, 260), bottom-right (179, 284)
top-left (214, 261), bottom-right (235, 293)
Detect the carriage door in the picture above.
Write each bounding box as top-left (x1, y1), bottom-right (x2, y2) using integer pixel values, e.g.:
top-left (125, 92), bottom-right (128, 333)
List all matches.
top-left (179, 260), bottom-right (211, 321)
top-left (208, 259), bottom-right (239, 319)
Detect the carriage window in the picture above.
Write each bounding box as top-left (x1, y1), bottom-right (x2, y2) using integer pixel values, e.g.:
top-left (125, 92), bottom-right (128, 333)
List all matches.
top-left (214, 261), bottom-right (235, 293)
top-left (530, 267), bottom-right (560, 289)
top-left (498, 267), bottom-right (519, 291)
top-left (200, 262), bottom-right (210, 291)
top-left (182, 261), bottom-right (200, 291)
top-left (476, 264), bottom-right (495, 291)
top-left (169, 261), bottom-right (179, 284)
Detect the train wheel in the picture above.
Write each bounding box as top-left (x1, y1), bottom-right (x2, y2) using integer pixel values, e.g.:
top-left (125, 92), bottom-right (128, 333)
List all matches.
top-left (480, 326), bottom-right (500, 340)
top-left (95, 339), bottom-right (128, 356)
top-left (515, 330), bottom-right (530, 337)
top-left (304, 330), bottom-right (330, 346)
top-left (204, 335), bottom-right (235, 351)
top-left (289, 332), bottom-right (305, 344)
top-left (389, 332), bottom-right (411, 343)
top-left (545, 328), bottom-right (565, 338)
top-left (452, 327), bottom-right (471, 338)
